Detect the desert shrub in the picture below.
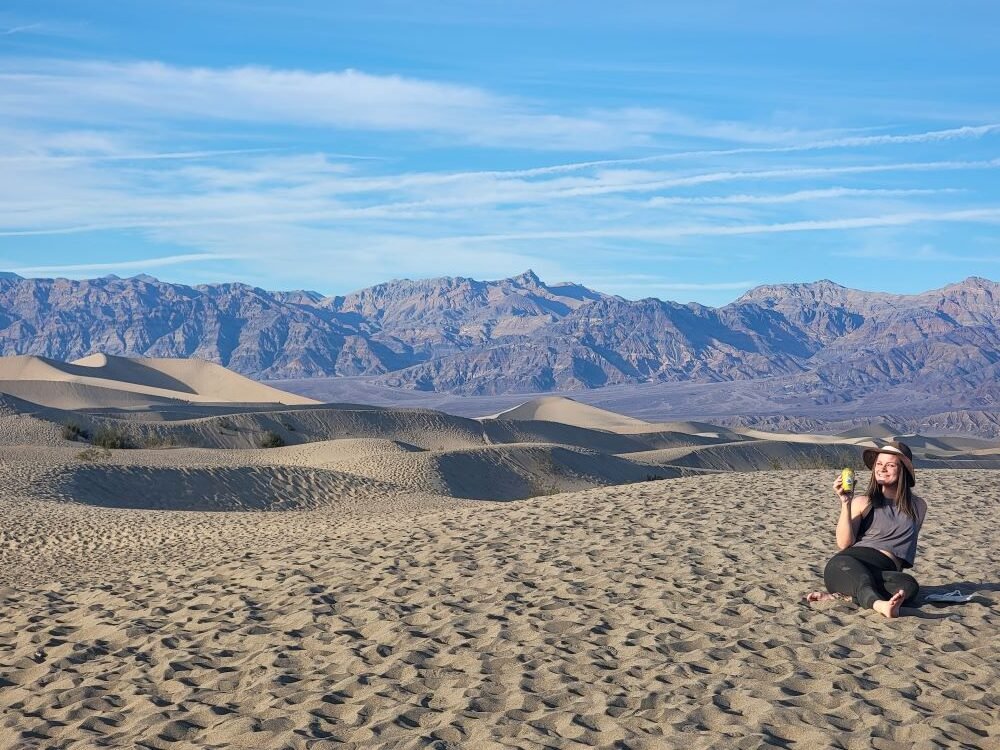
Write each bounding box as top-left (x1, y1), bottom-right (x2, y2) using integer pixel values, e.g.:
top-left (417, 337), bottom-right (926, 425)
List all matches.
top-left (76, 446), bottom-right (111, 462)
top-left (258, 431), bottom-right (286, 449)
top-left (527, 480), bottom-right (561, 498)
top-left (91, 425), bottom-right (133, 449)
top-left (61, 422), bottom-right (89, 442)
top-left (141, 435), bottom-right (179, 448)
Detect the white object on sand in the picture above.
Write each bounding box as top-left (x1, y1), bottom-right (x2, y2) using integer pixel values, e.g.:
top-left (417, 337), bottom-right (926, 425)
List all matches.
top-left (922, 589), bottom-right (975, 603)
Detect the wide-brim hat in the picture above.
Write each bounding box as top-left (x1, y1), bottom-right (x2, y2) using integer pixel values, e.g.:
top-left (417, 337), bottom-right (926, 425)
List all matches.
top-left (863, 441), bottom-right (915, 486)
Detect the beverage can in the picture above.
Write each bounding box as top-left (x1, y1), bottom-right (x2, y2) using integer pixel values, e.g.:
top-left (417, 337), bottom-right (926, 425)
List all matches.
top-left (841, 467), bottom-right (855, 493)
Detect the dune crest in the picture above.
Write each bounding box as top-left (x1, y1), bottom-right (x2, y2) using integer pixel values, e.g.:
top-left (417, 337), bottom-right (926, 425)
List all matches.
top-left (484, 395), bottom-right (652, 431)
top-left (0, 354), bottom-right (319, 409)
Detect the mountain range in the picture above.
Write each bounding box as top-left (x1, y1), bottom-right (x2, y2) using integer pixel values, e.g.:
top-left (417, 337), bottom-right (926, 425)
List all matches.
top-left (1, 271), bottom-right (998, 411)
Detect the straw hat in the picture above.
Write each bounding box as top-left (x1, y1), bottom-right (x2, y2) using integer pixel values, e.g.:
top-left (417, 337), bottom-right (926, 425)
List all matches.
top-left (862, 441), bottom-right (915, 486)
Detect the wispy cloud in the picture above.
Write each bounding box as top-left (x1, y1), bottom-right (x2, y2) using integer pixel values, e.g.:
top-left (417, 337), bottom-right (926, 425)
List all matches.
top-left (647, 187), bottom-right (956, 207)
top-left (10, 253), bottom-right (244, 276)
top-left (0, 59), bottom-right (814, 151)
top-left (448, 208), bottom-right (1000, 243)
top-left (0, 147), bottom-right (286, 164)
top-left (1, 50), bottom-right (998, 299)
top-left (227, 155), bottom-right (997, 201)
top-left (1, 23), bottom-right (42, 36)
top-left (0, 150), bottom-right (995, 245)
top-left (474, 122), bottom-right (1000, 178)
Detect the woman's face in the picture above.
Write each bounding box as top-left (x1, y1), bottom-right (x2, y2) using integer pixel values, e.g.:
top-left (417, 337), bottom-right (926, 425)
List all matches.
top-left (873, 454), bottom-right (902, 485)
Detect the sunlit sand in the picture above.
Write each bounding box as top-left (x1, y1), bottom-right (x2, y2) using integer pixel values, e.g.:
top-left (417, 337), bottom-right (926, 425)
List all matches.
top-left (1, 356), bottom-right (997, 748)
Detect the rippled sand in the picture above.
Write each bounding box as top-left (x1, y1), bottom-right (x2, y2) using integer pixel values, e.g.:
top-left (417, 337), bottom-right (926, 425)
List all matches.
top-left (1, 468), bottom-right (997, 749)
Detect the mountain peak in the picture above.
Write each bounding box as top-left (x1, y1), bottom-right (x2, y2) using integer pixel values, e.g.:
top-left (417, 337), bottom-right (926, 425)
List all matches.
top-left (938, 275), bottom-right (997, 292)
top-left (734, 279), bottom-right (851, 305)
top-left (511, 269), bottom-right (543, 287)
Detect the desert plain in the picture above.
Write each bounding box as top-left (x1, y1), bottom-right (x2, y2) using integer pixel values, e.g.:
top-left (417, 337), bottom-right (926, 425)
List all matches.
top-left (0, 354), bottom-right (997, 749)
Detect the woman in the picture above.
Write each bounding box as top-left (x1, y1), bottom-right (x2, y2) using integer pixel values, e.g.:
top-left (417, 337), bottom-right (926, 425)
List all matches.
top-left (807, 441), bottom-right (927, 618)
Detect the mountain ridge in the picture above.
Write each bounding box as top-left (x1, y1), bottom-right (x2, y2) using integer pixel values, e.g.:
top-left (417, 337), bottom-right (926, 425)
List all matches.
top-left (0, 271), bottom-right (998, 406)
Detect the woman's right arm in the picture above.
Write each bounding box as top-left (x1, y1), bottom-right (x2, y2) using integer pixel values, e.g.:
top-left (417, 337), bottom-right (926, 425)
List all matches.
top-left (832, 475), bottom-right (867, 549)
top-left (836, 499), bottom-right (860, 549)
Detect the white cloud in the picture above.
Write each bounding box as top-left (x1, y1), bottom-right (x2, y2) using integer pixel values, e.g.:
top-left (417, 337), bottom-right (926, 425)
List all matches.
top-left (446, 207), bottom-right (1000, 243)
top-left (0, 59), bottom-right (815, 151)
top-left (10, 253), bottom-right (244, 276)
top-left (1, 23), bottom-right (42, 36)
top-left (1, 54), bottom-right (997, 297)
top-left (647, 187), bottom-right (956, 207)
top-left (472, 122), bottom-right (1000, 177)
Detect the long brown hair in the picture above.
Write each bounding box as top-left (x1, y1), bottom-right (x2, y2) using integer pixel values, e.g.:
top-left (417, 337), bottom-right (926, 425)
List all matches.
top-left (865, 458), bottom-right (917, 520)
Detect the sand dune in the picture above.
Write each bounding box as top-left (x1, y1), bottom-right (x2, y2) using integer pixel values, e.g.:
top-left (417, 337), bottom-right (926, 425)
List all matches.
top-left (483, 397), bottom-right (749, 441)
top-left (0, 354), bottom-right (319, 409)
top-left (1, 364), bottom-right (999, 747)
top-left (30, 403), bottom-right (490, 452)
top-left (1, 435), bottom-right (679, 508)
top-left (0, 394), bottom-right (70, 446)
top-left (38, 463), bottom-right (409, 511)
top-left (625, 439), bottom-right (865, 473)
top-left (837, 421), bottom-right (899, 439)
top-left (0, 378), bottom-right (193, 410)
top-left (614, 419), bottom-right (748, 439)
top-left (486, 395), bottom-right (652, 431)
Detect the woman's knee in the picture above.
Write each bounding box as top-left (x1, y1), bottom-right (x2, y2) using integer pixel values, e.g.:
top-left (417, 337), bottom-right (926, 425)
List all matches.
top-left (823, 552), bottom-right (862, 593)
top-left (885, 572), bottom-right (919, 603)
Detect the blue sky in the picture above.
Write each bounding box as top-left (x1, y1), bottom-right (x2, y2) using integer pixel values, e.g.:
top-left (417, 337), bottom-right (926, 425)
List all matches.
top-left (1, 1), bottom-right (998, 305)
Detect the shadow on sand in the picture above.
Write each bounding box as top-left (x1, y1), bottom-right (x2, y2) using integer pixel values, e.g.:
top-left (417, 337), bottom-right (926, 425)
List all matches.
top-left (910, 581), bottom-right (999, 617)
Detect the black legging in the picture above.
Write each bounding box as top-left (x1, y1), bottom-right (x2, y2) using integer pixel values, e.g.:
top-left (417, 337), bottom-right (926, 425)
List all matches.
top-left (823, 546), bottom-right (919, 609)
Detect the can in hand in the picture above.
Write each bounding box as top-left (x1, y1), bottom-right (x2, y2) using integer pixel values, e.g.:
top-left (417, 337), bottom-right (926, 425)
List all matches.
top-left (841, 467), bottom-right (855, 494)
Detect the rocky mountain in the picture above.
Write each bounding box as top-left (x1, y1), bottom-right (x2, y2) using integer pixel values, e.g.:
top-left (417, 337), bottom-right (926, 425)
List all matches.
top-left (377, 275), bottom-right (1000, 399)
top-left (379, 295), bottom-right (814, 393)
top-left (0, 271), bottom-right (603, 381)
top-left (1, 271), bottom-right (998, 408)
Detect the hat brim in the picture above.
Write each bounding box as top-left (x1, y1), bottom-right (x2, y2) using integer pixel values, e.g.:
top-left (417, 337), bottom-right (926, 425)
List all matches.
top-left (863, 446), bottom-right (916, 486)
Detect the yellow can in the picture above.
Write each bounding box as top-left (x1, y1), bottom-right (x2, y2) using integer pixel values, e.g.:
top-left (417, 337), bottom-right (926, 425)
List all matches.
top-left (841, 467), bottom-right (855, 493)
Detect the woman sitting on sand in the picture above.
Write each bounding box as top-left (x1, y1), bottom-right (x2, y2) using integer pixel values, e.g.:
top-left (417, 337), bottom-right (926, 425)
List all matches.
top-left (807, 441), bottom-right (927, 619)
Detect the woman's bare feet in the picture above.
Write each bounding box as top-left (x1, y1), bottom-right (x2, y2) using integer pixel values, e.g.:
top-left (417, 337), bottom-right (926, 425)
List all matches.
top-left (806, 591), bottom-right (849, 602)
top-left (872, 589), bottom-right (906, 618)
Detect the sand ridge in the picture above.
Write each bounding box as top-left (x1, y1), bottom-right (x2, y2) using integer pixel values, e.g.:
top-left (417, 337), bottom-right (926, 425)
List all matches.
top-left (485, 395), bottom-right (653, 431)
top-left (0, 354), bottom-right (320, 409)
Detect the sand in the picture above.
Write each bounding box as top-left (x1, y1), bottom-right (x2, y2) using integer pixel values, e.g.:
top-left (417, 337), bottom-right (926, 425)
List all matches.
top-left (0, 354), bottom-right (320, 409)
top-left (1, 356), bottom-right (998, 748)
top-left (1, 470), bottom-right (997, 749)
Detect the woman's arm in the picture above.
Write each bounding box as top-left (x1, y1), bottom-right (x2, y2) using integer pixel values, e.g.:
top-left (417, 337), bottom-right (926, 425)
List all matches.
top-left (835, 498), bottom-right (867, 549)
top-left (832, 474), bottom-right (868, 549)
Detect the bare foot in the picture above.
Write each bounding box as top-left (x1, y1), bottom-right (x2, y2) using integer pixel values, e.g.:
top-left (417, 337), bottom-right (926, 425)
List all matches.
top-left (806, 591), bottom-right (841, 602)
top-left (872, 589), bottom-right (906, 618)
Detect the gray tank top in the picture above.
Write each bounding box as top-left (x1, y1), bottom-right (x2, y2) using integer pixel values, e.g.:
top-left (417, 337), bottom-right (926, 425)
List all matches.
top-left (854, 495), bottom-right (924, 568)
